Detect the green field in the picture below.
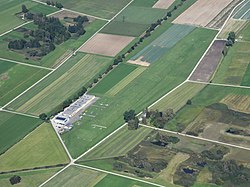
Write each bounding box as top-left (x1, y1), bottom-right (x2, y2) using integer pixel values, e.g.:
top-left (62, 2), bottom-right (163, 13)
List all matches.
top-left (167, 84), bottom-right (250, 132)
top-left (212, 42), bottom-right (250, 85)
top-left (43, 165), bottom-right (152, 187)
top-left (41, 0), bottom-right (131, 19)
top-left (131, 0), bottom-right (158, 7)
top-left (0, 111), bottom-right (42, 155)
top-left (241, 63), bottom-right (250, 86)
top-left (239, 21), bottom-right (250, 41)
top-left (0, 0), bottom-right (57, 35)
top-left (90, 63), bottom-right (137, 95)
top-left (0, 60), bottom-right (50, 106)
top-left (0, 19), bottom-right (107, 67)
top-left (7, 53), bottom-right (113, 116)
top-left (79, 126), bottom-right (152, 161)
top-left (0, 168), bottom-right (61, 187)
top-left (0, 123), bottom-right (69, 172)
top-left (62, 27), bottom-right (217, 158)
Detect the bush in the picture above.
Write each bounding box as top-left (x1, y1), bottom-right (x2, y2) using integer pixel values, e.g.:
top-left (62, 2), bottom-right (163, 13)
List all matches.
top-left (9, 175), bottom-right (21, 185)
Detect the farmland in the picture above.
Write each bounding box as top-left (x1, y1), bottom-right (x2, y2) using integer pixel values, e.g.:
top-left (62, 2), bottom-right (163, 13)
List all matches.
top-left (130, 24), bottom-right (195, 64)
top-left (80, 33), bottom-right (135, 57)
top-left (7, 53), bottom-right (113, 116)
top-left (90, 63), bottom-right (137, 95)
top-left (0, 168), bottom-right (61, 187)
top-left (233, 0), bottom-right (250, 19)
top-left (189, 40), bottom-right (226, 82)
top-left (0, 111), bottom-right (42, 155)
top-left (79, 126), bottom-right (152, 161)
top-left (153, 0), bottom-right (175, 9)
top-left (0, 123), bottom-right (69, 172)
top-left (62, 28), bottom-right (217, 158)
top-left (0, 19), bottom-right (107, 67)
top-left (212, 41), bottom-right (250, 85)
top-left (173, 0), bottom-right (233, 27)
top-left (0, 0), bottom-right (57, 35)
top-left (0, 60), bottom-right (50, 106)
top-left (41, 0), bottom-right (131, 19)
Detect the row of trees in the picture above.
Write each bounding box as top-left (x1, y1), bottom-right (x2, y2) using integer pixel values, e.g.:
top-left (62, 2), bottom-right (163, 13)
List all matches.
top-left (46, 1), bottom-right (63, 9)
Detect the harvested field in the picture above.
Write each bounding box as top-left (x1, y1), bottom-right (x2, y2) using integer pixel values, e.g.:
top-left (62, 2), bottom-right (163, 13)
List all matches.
top-left (189, 40), bottom-right (226, 82)
top-left (173, 0), bottom-right (233, 27)
top-left (80, 33), bottom-right (135, 57)
top-left (106, 67), bottom-right (146, 96)
top-left (153, 0), bottom-right (175, 9)
top-left (221, 94), bottom-right (250, 113)
top-left (218, 19), bottom-right (247, 39)
top-left (233, 1), bottom-right (250, 19)
top-left (206, 0), bottom-right (242, 29)
top-left (130, 24), bottom-right (195, 64)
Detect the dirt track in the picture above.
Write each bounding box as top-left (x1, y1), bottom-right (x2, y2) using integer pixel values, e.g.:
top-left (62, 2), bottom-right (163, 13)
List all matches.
top-left (153, 0), bottom-right (175, 9)
top-left (173, 0), bottom-right (233, 27)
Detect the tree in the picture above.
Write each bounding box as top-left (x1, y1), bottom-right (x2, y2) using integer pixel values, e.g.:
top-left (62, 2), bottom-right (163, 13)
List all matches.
top-left (46, 1), bottom-right (51, 5)
top-left (186, 99), bottom-right (192, 105)
top-left (167, 12), bottom-right (172, 17)
top-left (55, 2), bottom-right (63, 9)
top-left (128, 117), bottom-right (139, 130)
top-left (22, 5), bottom-right (29, 13)
top-left (227, 32), bottom-right (236, 43)
top-left (9, 175), bottom-right (21, 185)
top-left (123, 110), bottom-right (136, 122)
top-left (39, 113), bottom-right (48, 121)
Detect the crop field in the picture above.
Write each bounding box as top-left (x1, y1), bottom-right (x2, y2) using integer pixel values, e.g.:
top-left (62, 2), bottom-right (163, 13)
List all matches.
top-left (0, 19), bottom-right (107, 67)
top-left (238, 21), bottom-right (250, 42)
top-left (151, 82), bottom-right (205, 113)
top-left (153, 0), bottom-right (175, 9)
top-left (0, 0), bottom-right (57, 35)
top-left (62, 28), bottom-right (217, 158)
top-left (79, 126), bottom-right (152, 161)
top-left (106, 67), bottom-right (146, 96)
top-left (80, 33), bottom-right (135, 57)
top-left (0, 168), bottom-right (61, 187)
top-left (0, 123), bottom-right (69, 172)
top-left (131, 0), bottom-right (158, 7)
top-left (0, 60), bottom-right (50, 106)
top-left (218, 19), bottom-right (247, 39)
top-left (241, 63), bottom-right (250, 86)
top-left (90, 63), bottom-right (137, 95)
top-left (130, 24), bottom-right (195, 64)
top-left (0, 111), bottom-right (42, 155)
top-left (233, 1), bottom-right (250, 19)
top-left (189, 40), bottom-right (226, 82)
top-left (221, 94), bottom-right (250, 113)
top-left (212, 42), bottom-right (250, 85)
top-left (173, 0), bottom-right (233, 27)
top-left (7, 54), bottom-right (112, 116)
top-left (41, 0), bottom-right (131, 19)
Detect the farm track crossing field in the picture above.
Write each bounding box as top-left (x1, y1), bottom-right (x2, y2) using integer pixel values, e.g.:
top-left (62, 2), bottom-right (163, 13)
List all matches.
top-left (0, 123), bottom-right (69, 172)
top-left (130, 24), bottom-right (195, 64)
top-left (153, 0), bottom-right (175, 9)
top-left (0, 168), bottom-right (61, 187)
top-left (0, 0), bottom-right (57, 35)
top-left (0, 111), bottom-right (42, 155)
top-left (41, 0), bottom-right (131, 19)
top-left (151, 82), bottom-right (205, 113)
top-left (173, 0), bottom-right (233, 27)
top-left (0, 60), bottom-right (50, 106)
top-left (7, 53), bottom-right (113, 116)
top-left (233, 1), bottom-right (250, 19)
top-left (190, 40), bottom-right (226, 82)
top-left (62, 28), bottom-right (217, 158)
top-left (0, 19), bottom-right (107, 67)
top-left (79, 126), bottom-right (152, 161)
top-left (218, 19), bottom-right (247, 39)
top-left (80, 33), bottom-right (135, 57)
top-left (212, 42), bottom-right (250, 85)
top-left (106, 67), bottom-right (146, 96)
top-left (90, 63), bottom-right (137, 95)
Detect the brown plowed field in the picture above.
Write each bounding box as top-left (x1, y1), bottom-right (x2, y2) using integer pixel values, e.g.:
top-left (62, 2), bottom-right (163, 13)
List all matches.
top-left (153, 0), bottom-right (175, 9)
top-left (173, 0), bottom-right (233, 27)
top-left (189, 40), bottom-right (226, 82)
top-left (79, 33), bottom-right (135, 57)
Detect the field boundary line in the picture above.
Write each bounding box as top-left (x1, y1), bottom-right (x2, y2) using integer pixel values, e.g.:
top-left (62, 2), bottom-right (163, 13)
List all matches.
top-left (231, 0), bottom-right (249, 18)
top-left (187, 80), bottom-right (250, 89)
top-left (73, 163), bottom-right (165, 187)
top-left (0, 108), bottom-right (39, 119)
top-left (0, 57), bottom-right (54, 71)
top-left (140, 124), bottom-right (250, 151)
top-left (0, 9), bottom-right (63, 38)
top-left (31, 0), bottom-right (110, 21)
top-left (187, 0), bottom-right (247, 81)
